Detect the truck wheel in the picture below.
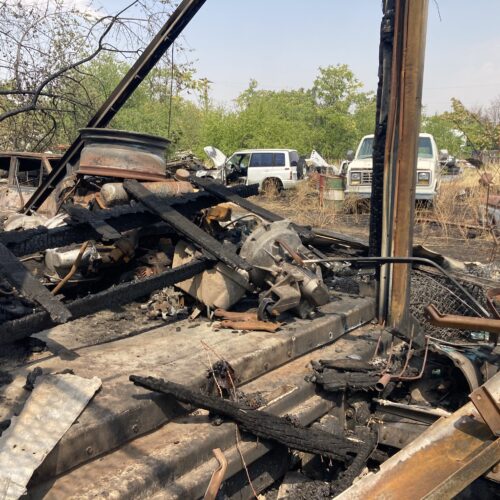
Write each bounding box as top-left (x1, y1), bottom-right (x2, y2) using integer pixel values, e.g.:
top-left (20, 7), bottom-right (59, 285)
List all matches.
top-left (261, 178), bottom-right (283, 196)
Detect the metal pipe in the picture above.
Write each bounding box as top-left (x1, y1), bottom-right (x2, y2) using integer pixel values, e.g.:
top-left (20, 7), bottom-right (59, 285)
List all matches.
top-left (22, 0), bottom-right (207, 214)
top-left (424, 304), bottom-right (500, 336)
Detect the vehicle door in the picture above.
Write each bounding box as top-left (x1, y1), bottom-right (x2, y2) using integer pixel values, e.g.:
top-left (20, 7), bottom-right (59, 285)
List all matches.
top-left (248, 152), bottom-right (287, 186)
top-left (225, 153), bottom-right (250, 184)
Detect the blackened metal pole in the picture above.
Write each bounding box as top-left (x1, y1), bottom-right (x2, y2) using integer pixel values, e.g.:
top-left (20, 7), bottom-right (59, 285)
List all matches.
top-left (22, 0), bottom-right (207, 214)
top-left (379, 0), bottom-right (429, 330)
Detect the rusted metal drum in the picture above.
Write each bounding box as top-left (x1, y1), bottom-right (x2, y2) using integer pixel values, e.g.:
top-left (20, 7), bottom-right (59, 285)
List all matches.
top-left (78, 128), bottom-right (170, 181)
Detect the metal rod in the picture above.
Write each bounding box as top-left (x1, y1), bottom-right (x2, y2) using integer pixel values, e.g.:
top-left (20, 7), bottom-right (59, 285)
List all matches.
top-left (22, 0), bottom-right (207, 214)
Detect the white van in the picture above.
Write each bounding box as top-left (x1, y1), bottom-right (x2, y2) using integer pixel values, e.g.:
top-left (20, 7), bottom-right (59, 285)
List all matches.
top-left (198, 147), bottom-right (301, 191)
top-left (344, 133), bottom-right (441, 202)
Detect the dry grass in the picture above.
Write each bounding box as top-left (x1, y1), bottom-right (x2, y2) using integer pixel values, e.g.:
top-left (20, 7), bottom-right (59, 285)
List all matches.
top-left (416, 165), bottom-right (499, 261)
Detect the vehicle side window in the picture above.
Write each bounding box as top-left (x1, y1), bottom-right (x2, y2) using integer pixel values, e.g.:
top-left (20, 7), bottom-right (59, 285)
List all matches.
top-left (249, 152), bottom-right (273, 167)
top-left (273, 153), bottom-right (285, 166)
top-left (238, 154), bottom-right (250, 169)
top-left (14, 158), bottom-right (44, 188)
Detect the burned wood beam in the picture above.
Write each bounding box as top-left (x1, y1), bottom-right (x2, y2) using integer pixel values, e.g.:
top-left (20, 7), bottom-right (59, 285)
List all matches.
top-left (124, 180), bottom-right (251, 271)
top-left (129, 376), bottom-right (362, 461)
top-left (63, 204), bottom-right (122, 242)
top-left (0, 243), bottom-right (71, 324)
top-left (0, 259), bottom-right (211, 345)
top-left (0, 185), bottom-right (258, 257)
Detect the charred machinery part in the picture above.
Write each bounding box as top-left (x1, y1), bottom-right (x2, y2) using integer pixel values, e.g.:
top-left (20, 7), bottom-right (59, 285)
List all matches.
top-left (124, 179), bottom-right (251, 272)
top-left (23, 0), bottom-right (208, 213)
top-left (43, 233), bottom-right (138, 284)
top-left (309, 369), bottom-right (381, 392)
top-left (130, 376), bottom-right (363, 461)
top-left (78, 128), bottom-right (170, 181)
top-left (3, 185), bottom-right (258, 258)
top-left (51, 241), bottom-right (90, 295)
top-left (172, 241), bottom-right (249, 310)
top-left (0, 259), bottom-right (211, 345)
top-left (424, 304), bottom-right (500, 343)
top-left (240, 221), bottom-right (329, 319)
top-left (99, 180), bottom-right (194, 207)
top-left (0, 243), bottom-right (71, 324)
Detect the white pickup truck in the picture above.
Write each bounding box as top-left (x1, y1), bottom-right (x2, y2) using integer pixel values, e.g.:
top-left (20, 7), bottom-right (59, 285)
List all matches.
top-left (344, 133), bottom-right (442, 203)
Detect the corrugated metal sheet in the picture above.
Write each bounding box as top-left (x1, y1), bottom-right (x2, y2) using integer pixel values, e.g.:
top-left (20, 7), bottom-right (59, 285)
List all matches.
top-left (0, 373), bottom-right (101, 499)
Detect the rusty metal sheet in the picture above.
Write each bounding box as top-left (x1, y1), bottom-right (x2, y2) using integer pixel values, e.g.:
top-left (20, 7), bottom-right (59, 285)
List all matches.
top-left (0, 373), bottom-right (101, 499)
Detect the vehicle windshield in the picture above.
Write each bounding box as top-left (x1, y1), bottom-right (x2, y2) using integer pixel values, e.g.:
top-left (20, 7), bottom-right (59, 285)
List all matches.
top-left (356, 136), bottom-right (434, 159)
top-left (357, 137), bottom-right (374, 159)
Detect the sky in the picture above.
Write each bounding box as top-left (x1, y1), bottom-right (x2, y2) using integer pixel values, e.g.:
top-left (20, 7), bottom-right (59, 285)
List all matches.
top-left (108, 0), bottom-right (500, 114)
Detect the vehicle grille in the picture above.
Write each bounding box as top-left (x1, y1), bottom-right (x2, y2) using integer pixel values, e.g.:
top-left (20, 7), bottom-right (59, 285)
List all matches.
top-left (361, 171), bottom-right (372, 185)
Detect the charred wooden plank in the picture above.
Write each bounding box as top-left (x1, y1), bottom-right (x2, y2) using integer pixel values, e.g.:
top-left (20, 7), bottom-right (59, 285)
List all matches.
top-left (124, 179), bottom-right (251, 271)
top-left (129, 376), bottom-right (361, 461)
top-left (0, 243), bottom-right (71, 323)
top-left (63, 204), bottom-right (122, 241)
top-left (0, 259), bottom-right (211, 344)
top-left (0, 185), bottom-right (259, 257)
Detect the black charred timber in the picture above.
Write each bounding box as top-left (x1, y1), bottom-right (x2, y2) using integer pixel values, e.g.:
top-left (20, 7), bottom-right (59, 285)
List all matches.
top-left (63, 204), bottom-right (122, 241)
top-left (124, 179), bottom-right (251, 271)
top-left (22, 0), bottom-right (208, 213)
top-left (369, 0), bottom-right (395, 257)
top-left (0, 259), bottom-right (211, 345)
top-left (1, 185), bottom-right (258, 257)
top-left (129, 376), bottom-right (361, 461)
top-left (192, 177), bottom-right (315, 241)
top-left (0, 243), bottom-right (71, 324)
top-left (330, 428), bottom-right (377, 496)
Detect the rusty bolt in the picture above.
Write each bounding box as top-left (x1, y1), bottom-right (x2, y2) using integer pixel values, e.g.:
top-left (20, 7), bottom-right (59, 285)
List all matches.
top-left (132, 424), bottom-right (139, 433)
top-left (86, 446), bottom-right (93, 456)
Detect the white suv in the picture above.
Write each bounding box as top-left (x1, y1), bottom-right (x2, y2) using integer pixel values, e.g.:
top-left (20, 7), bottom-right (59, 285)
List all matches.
top-left (198, 147), bottom-right (301, 191)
